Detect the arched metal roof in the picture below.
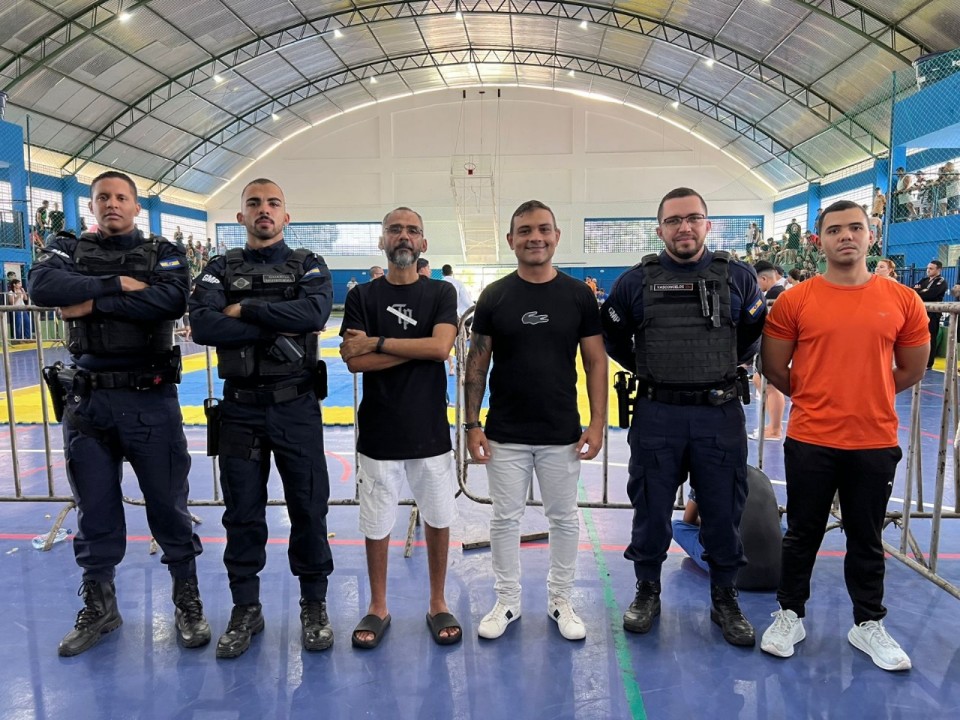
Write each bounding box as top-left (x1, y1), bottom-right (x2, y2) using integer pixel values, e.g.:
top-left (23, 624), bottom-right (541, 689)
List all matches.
top-left (1, 0), bottom-right (956, 197)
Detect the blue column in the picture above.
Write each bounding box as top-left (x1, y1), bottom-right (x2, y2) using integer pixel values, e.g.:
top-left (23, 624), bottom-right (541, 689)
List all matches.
top-left (0, 120), bottom-right (32, 273)
top-left (142, 194), bottom-right (162, 236)
top-left (62, 175), bottom-right (82, 233)
top-left (806, 182), bottom-right (822, 232)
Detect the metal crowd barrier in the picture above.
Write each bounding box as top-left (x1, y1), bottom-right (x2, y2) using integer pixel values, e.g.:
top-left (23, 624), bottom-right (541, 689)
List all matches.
top-left (1, 302), bottom-right (958, 597)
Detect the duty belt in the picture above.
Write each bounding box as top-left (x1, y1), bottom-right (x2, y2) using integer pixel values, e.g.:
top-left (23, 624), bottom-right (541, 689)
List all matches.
top-left (224, 378), bottom-right (314, 406)
top-left (638, 381), bottom-right (738, 407)
top-left (80, 368), bottom-right (178, 391)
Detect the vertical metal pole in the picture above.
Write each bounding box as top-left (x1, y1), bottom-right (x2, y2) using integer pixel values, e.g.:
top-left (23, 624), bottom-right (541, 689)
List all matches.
top-left (34, 307), bottom-right (56, 495)
top-left (900, 381), bottom-right (921, 553)
top-left (882, 70), bottom-right (897, 256)
top-left (204, 345), bottom-right (220, 501)
top-left (1, 312), bottom-right (22, 496)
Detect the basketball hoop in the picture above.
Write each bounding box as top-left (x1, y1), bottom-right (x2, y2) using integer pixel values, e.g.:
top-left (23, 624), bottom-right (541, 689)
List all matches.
top-left (464, 162), bottom-right (476, 176)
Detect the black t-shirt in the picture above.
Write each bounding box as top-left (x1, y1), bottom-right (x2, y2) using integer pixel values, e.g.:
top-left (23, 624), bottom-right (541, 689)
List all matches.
top-left (471, 270), bottom-right (602, 445)
top-left (341, 276), bottom-right (458, 460)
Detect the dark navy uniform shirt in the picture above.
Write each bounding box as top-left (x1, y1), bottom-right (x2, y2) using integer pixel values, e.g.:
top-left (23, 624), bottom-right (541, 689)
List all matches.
top-left (601, 248), bottom-right (766, 372)
top-left (188, 239), bottom-right (332, 352)
top-left (29, 229), bottom-right (189, 371)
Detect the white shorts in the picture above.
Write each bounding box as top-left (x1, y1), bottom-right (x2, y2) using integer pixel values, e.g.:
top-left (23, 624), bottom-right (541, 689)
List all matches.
top-left (357, 452), bottom-right (458, 540)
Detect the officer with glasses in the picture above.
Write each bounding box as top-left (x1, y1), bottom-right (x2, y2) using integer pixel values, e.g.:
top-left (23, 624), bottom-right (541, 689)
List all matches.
top-left (601, 187), bottom-right (766, 647)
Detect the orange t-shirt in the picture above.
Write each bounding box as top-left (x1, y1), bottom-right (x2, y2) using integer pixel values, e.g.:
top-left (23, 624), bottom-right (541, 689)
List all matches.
top-left (764, 275), bottom-right (929, 449)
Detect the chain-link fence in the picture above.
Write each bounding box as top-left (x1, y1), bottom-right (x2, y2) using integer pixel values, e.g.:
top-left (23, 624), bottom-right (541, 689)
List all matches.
top-left (885, 49), bottom-right (960, 286)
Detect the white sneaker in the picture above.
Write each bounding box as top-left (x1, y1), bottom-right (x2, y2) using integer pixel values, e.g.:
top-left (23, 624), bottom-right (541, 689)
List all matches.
top-left (548, 597), bottom-right (586, 641)
top-left (848, 620), bottom-right (912, 671)
top-left (760, 609), bottom-right (805, 658)
top-left (478, 601), bottom-right (521, 639)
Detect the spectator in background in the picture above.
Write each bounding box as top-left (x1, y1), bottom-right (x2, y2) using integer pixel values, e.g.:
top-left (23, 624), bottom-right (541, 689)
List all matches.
top-left (871, 187), bottom-right (886, 239)
top-left (786, 268), bottom-right (803, 288)
top-left (369, 265), bottom-right (384, 280)
top-left (874, 258), bottom-right (898, 281)
top-left (914, 260), bottom-right (947, 369)
top-left (173, 226), bottom-right (184, 245)
top-left (784, 219), bottom-right (802, 267)
top-left (894, 167), bottom-right (914, 222)
top-left (417, 257), bottom-right (431, 278)
top-left (346, 277), bottom-right (359, 294)
top-left (49, 202), bottom-right (65, 235)
top-left (751, 261), bottom-right (786, 442)
top-left (35, 200), bottom-right (49, 234)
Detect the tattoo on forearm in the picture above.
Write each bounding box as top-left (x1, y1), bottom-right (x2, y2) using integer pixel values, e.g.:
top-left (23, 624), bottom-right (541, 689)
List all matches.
top-left (464, 332), bottom-right (491, 419)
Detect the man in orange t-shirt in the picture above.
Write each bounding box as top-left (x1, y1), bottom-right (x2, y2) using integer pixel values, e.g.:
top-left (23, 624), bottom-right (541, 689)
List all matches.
top-left (758, 200), bottom-right (928, 672)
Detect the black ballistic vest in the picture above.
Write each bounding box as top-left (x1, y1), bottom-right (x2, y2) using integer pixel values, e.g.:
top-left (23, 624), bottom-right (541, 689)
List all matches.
top-left (217, 247), bottom-right (318, 379)
top-left (634, 252), bottom-right (738, 388)
top-left (67, 233), bottom-right (175, 356)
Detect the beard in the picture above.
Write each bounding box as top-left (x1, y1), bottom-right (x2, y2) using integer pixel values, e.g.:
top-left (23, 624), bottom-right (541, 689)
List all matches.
top-left (388, 244), bottom-right (418, 268)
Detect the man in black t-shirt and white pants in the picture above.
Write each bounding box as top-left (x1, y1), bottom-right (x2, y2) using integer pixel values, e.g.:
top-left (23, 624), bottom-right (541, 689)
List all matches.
top-left (465, 200), bottom-right (608, 641)
top-left (340, 207), bottom-right (462, 649)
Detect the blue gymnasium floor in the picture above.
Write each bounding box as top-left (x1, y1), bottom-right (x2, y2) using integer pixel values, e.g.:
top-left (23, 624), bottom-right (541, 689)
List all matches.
top-left (0, 326), bottom-right (958, 719)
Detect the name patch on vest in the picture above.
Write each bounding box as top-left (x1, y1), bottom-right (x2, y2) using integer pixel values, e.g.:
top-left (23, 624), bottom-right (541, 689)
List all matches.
top-left (262, 273), bottom-right (295, 283)
top-left (652, 282), bottom-right (694, 291)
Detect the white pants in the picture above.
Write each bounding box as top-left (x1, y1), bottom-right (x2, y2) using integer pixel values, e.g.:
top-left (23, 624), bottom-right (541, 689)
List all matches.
top-left (486, 441), bottom-right (581, 606)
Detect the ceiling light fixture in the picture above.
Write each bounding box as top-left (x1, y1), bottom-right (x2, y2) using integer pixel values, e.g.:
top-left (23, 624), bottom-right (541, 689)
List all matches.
top-left (271, 113), bottom-right (280, 120)
top-left (213, 74), bottom-right (225, 83)
top-left (579, 20), bottom-right (588, 30)
top-left (705, 58), bottom-right (715, 67)
top-left (671, 100), bottom-right (679, 109)
top-left (568, 70), bottom-right (575, 78)
top-left (370, 76), bottom-right (378, 84)
top-left (333, 29), bottom-right (343, 39)
top-left (118, 11), bottom-right (132, 22)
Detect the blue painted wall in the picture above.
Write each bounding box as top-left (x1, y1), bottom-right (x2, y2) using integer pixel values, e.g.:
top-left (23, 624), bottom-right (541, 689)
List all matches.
top-left (0, 120), bottom-right (31, 278)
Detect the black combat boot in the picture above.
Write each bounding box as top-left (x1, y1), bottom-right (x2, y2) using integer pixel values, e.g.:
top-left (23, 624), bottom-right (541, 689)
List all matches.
top-left (300, 598), bottom-right (334, 651)
top-left (623, 580), bottom-right (661, 634)
top-left (710, 585), bottom-right (756, 647)
top-left (216, 603), bottom-right (264, 659)
top-left (173, 576), bottom-right (211, 648)
top-left (58, 580), bottom-right (123, 657)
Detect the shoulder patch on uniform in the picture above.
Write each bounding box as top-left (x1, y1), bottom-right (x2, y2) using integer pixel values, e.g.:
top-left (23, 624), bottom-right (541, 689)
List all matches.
top-left (158, 258), bottom-right (183, 269)
top-left (46, 247), bottom-right (70, 260)
top-left (199, 273), bottom-right (221, 286)
top-left (747, 297), bottom-right (764, 316)
top-left (303, 266), bottom-right (321, 278)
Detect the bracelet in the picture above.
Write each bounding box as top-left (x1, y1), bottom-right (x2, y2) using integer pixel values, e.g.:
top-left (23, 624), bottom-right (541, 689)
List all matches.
top-left (375, 336), bottom-right (385, 354)
top-left (463, 421), bottom-right (482, 431)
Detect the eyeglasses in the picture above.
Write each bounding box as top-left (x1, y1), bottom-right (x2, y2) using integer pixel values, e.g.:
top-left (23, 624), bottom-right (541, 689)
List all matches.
top-left (661, 214), bottom-right (707, 228)
top-left (384, 224), bottom-right (423, 237)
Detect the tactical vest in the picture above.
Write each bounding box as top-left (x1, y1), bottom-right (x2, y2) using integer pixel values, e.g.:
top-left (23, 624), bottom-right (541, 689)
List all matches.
top-left (217, 247), bottom-right (318, 380)
top-left (67, 233), bottom-right (175, 356)
top-left (634, 252), bottom-right (738, 387)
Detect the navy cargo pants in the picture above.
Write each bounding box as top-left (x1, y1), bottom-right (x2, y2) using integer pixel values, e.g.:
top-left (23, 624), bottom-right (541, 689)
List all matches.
top-left (625, 396), bottom-right (748, 587)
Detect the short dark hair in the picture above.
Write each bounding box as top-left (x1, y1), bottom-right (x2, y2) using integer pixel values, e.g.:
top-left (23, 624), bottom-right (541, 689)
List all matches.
top-left (382, 206), bottom-right (424, 229)
top-left (657, 188), bottom-right (708, 222)
top-left (753, 260), bottom-right (775, 275)
top-left (241, 177), bottom-right (284, 199)
top-left (509, 200), bottom-right (556, 234)
top-left (788, 268), bottom-right (802, 281)
top-left (930, 260), bottom-right (943, 269)
top-left (416, 257), bottom-right (430, 271)
top-left (90, 171), bottom-right (138, 199)
top-left (816, 200), bottom-right (870, 235)
top-left (441, 264), bottom-right (453, 276)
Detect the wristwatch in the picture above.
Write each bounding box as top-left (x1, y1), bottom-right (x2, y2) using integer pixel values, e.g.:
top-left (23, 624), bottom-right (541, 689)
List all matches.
top-left (462, 421), bottom-right (482, 431)
top-left (375, 336), bottom-right (386, 353)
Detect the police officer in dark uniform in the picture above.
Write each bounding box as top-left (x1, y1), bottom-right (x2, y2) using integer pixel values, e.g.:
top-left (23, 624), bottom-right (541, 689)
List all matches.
top-left (29, 170), bottom-right (208, 657)
top-left (188, 178), bottom-right (335, 658)
top-left (913, 259), bottom-right (947, 369)
top-left (601, 187), bottom-right (766, 647)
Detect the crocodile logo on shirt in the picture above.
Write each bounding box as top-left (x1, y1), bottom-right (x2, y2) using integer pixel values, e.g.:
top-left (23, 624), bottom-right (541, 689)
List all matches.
top-left (521, 311), bottom-right (549, 325)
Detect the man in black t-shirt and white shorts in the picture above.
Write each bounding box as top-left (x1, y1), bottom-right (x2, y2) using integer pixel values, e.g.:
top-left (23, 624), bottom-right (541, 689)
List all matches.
top-left (340, 206), bottom-right (461, 649)
top-left (464, 200), bottom-right (608, 641)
